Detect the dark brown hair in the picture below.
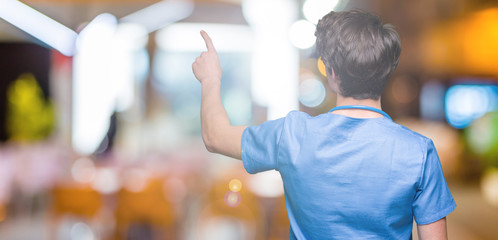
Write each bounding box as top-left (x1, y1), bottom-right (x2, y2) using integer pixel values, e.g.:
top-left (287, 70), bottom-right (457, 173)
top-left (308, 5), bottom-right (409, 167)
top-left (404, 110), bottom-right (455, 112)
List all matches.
top-left (315, 10), bottom-right (401, 100)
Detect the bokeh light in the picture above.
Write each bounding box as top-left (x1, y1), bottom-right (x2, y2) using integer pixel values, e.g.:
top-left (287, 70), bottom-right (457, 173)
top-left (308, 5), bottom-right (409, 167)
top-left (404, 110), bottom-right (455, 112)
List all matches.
top-left (199, 218), bottom-right (246, 240)
top-left (228, 179), bottom-right (242, 193)
top-left (303, 0), bottom-right (340, 24)
top-left (71, 157), bottom-right (96, 183)
top-left (299, 77), bottom-right (327, 108)
top-left (91, 168), bottom-right (120, 194)
top-left (445, 84), bottom-right (498, 129)
top-left (6, 73), bottom-right (54, 141)
top-left (70, 222), bottom-right (95, 240)
top-left (224, 191), bottom-right (241, 208)
top-left (466, 112), bottom-right (497, 155)
top-left (289, 20), bottom-right (316, 49)
top-left (481, 168), bottom-right (498, 207)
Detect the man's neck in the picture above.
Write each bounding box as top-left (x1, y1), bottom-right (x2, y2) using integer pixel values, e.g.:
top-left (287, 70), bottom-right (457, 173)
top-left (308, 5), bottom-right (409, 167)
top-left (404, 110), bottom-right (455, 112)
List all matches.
top-left (332, 95), bottom-right (384, 118)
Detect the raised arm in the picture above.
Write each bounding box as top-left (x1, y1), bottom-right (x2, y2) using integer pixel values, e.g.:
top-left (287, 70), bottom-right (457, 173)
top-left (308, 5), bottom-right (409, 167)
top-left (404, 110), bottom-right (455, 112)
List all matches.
top-left (192, 30), bottom-right (246, 159)
top-left (417, 217), bottom-right (448, 240)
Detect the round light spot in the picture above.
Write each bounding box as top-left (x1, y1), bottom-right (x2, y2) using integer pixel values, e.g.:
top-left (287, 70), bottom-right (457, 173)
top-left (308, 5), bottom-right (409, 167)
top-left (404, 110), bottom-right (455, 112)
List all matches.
top-left (289, 20), bottom-right (316, 49)
top-left (228, 179), bottom-right (242, 192)
top-left (224, 191), bottom-right (241, 208)
top-left (91, 168), bottom-right (120, 194)
top-left (71, 157), bottom-right (96, 183)
top-left (303, 0), bottom-right (340, 24)
top-left (70, 222), bottom-right (95, 240)
top-left (467, 113), bottom-right (495, 155)
top-left (445, 85), bottom-right (496, 129)
top-left (299, 78), bottom-right (327, 107)
top-left (481, 168), bottom-right (498, 207)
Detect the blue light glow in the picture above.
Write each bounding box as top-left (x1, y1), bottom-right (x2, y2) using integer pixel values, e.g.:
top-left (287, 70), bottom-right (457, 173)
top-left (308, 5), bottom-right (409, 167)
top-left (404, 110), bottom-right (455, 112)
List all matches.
top-left (445, 84), bottom-right (498, 129)
top-left (299, 78), bottom-right (326, 108)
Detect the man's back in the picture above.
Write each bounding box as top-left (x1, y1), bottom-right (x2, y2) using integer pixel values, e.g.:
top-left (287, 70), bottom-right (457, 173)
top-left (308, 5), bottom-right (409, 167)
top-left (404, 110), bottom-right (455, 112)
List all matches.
top-left (192, 9), bottom-right (455, 240)
top-left (242, 111), bottom-right (456, 239)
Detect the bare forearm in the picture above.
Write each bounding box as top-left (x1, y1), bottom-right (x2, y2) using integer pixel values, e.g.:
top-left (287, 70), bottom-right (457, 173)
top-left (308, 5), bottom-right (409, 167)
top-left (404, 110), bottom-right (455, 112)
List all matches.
top-left (417, 217), bottom-right (448, 240)
top-left (201, 80), bottom-right (246, 159)
top-left (193, 30), bottom-right (246, 159)
top-left (201, 80), bottom-right (229, 147)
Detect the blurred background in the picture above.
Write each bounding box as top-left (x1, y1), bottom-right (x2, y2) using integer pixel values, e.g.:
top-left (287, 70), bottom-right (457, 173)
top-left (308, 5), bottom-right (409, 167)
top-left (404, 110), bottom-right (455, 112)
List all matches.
top-left (0, 0), bottom-right (497, 239)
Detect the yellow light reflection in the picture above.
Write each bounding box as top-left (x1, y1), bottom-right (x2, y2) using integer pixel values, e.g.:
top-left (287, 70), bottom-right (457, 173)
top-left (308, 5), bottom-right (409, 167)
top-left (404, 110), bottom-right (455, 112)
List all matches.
top-left (317, 57), bottom-right (327, 77)
top-left (422, 7), bottom-right (498, 77)
top-left (229, 179), bottom-right (242, 192)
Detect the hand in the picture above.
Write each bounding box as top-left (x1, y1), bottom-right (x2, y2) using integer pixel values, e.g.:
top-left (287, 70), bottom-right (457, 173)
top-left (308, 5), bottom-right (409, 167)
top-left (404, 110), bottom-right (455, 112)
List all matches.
top-left (192, 30), bottom-right (222, 84)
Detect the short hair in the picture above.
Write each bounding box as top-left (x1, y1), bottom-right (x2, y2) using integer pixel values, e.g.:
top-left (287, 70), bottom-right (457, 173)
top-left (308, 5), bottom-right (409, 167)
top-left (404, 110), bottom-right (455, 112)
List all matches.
top-left (315, 10), bottom-right (401, 100)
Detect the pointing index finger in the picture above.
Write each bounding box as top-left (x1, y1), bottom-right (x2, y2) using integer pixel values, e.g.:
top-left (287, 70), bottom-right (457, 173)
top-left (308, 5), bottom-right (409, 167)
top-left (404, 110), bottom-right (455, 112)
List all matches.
top-left (200, 30), bottom-right (216, 52)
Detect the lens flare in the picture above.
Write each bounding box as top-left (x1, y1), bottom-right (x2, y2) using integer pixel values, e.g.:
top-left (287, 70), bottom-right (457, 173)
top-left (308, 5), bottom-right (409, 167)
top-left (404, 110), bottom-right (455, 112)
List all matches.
top-left (224, 191), bottom-right (241, 207)
top-left (228, 179), bottom-right (242, 192)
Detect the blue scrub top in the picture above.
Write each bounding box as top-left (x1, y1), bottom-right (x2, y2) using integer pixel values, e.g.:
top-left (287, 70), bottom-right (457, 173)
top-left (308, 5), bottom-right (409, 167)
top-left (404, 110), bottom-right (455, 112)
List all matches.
top-left (241, 111), bottom-right (456, 239)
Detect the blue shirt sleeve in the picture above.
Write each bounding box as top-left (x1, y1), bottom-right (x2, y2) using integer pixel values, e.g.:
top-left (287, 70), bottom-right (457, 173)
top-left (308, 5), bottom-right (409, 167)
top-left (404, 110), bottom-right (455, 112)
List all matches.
top-left (241, 117), bottom-right (286, 174)
top-left (412, 139), bottom-right (457, 225)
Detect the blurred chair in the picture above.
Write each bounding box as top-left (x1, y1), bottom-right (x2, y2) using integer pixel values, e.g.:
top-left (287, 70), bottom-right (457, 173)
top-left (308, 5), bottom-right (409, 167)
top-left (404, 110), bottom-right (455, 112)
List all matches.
top-left (114, 177), bottom-right (175, 240)
top-left (49, 184), bottom-right (103, 239)
top-left (194, 175), bottom-right (265, 240)
top-left (0, 203), bottom-right (6, 223)
top-left (51, 185), bottom-right (102, 217)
